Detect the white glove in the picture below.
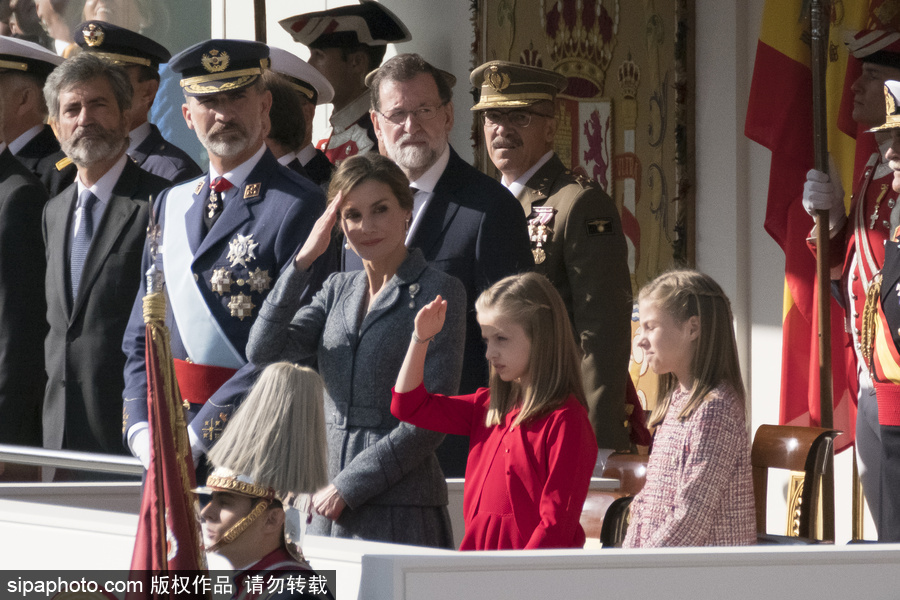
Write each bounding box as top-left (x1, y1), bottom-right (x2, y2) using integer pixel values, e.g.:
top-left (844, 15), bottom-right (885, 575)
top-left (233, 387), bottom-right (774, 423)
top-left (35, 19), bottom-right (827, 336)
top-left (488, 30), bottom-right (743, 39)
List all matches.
top-left (128, 425), bottom-right (151, 470)
top-left (802, 158), bottom-right (846, 231)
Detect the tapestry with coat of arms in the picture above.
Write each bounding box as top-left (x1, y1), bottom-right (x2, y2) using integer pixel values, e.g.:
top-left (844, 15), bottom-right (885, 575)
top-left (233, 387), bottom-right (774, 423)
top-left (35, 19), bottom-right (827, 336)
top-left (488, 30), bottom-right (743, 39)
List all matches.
top-left (473, 0), bottom-right (695, 419)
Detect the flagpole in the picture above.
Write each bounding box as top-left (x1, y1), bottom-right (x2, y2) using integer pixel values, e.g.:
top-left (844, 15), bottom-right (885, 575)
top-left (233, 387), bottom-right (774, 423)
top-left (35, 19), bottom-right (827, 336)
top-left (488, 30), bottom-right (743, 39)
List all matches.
top-left (810, 0), bottom-right (835, 541)
top-left (254, 0), bottom-right (267, 43)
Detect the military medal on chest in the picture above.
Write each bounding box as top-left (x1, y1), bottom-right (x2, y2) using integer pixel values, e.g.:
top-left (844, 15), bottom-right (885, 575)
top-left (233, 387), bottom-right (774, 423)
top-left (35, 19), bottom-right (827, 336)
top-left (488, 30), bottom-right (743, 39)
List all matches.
top-left (527, 206), bottom-right (556, 264)
top-left (208, 233), bottom-right (274, 319)
top-left (869, 183), bottom-right (893, 230)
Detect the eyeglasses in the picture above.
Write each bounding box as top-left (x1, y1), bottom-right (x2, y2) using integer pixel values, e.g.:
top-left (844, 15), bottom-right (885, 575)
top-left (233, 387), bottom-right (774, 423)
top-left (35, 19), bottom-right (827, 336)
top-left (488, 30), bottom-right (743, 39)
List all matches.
top-left (377, 103), bottom-right (447, 126)
top-left (481, 109), bottom-right (553, 128)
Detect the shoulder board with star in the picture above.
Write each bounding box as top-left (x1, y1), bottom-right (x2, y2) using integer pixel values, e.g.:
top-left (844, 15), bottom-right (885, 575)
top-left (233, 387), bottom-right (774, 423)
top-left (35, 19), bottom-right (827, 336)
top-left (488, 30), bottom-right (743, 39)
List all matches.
top-left (55, 156), bottom-right (73, 171)
top-left (565, 169), bottom-right (594, 189)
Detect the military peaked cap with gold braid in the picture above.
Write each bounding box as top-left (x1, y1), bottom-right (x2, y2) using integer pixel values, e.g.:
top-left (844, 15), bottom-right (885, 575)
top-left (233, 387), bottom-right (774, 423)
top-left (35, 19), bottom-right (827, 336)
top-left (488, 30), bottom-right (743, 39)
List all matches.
top-left (869, 80), bottom-right (900, 132)
top-left (470, 60), bottom-right (568, 111)
top-left (170, 39), bottom-right (270, 97)
top-left (74, 21), bottom-right (171, 69)
top-left (0, 35), bottom-right (63, 80)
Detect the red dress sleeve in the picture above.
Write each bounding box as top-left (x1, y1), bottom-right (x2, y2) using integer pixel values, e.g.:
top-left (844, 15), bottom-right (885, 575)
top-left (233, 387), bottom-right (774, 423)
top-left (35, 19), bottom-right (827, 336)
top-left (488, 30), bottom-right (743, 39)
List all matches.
top-left (391, 382), bottom-right (484, 437)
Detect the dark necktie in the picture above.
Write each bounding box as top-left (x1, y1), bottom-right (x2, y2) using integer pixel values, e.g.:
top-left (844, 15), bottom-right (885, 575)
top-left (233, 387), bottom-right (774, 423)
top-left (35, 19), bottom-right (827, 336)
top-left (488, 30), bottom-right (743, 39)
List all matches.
top-left (204, 176), bottom-right (234, 233)
top-left (408, 186), bottom-right (423, 238)
top-left (70, 189), bottom-right (98, 301)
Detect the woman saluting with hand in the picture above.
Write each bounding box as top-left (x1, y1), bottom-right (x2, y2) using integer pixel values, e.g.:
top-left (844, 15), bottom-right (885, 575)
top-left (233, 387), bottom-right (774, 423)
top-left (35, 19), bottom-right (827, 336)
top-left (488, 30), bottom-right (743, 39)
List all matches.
top-left (247, 153), bottom-right (466, 548)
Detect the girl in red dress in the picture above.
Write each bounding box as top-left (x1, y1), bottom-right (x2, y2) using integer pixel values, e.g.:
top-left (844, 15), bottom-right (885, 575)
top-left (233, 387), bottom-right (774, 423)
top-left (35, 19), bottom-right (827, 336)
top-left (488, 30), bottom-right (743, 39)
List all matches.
top-left (392, 272), bottom-right (598, 550)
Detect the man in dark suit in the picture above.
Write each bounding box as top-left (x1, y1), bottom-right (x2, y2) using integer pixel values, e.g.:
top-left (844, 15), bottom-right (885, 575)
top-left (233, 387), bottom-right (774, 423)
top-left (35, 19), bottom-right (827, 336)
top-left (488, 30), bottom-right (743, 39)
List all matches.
top-left (472, 61), bottom-right (634, 454)
top-left (0, 77), bottom-right (50, 449)
top-left (43, 20), bottom-right (204, 194)
top-left (367, 53), bottom-right (533, 475)
top-left (41, 52), bottom-right (170, 454)
top-left (121, 40), bottom-right (327, 470)
top-left (265, 46), bottom-right (335, 188)
top-left (73, 20), bottom-right (203, 183)
top-left (0, 36), bottom-right (63, 181)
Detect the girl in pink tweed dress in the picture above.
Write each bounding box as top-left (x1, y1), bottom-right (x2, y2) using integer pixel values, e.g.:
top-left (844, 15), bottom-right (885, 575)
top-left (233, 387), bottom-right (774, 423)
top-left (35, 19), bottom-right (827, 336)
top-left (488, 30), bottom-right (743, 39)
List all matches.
top-left (623, 270), bottom-right (755, 547)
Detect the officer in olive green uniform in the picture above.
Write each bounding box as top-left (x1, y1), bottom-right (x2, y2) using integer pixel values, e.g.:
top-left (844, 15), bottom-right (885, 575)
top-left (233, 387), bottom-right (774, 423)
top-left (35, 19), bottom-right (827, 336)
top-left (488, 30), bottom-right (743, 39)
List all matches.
top-left (472, 60), bottom-right (634, 452)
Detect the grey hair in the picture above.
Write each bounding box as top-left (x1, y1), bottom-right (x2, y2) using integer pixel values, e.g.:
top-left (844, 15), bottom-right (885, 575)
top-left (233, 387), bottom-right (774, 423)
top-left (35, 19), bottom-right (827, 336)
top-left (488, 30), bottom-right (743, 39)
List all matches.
top-left (368, 53), bottom-right (453, 113)
top-left (207, 362), bottom-right (328, 496)
top-left (43, 52), bottom-right (133, 120)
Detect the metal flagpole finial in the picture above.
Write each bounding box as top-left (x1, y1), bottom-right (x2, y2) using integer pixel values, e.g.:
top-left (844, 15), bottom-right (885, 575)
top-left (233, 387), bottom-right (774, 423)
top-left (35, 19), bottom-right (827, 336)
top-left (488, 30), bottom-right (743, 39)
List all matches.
top-left (145, 195), bottom-right (165, 296)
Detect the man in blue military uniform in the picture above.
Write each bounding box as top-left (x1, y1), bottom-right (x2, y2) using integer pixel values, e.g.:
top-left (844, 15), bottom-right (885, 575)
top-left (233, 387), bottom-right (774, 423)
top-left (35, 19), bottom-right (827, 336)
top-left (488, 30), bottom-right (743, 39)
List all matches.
top-left (77, 21), bottom-right (202, 182)
top-left (122, 40), bottom-right (327, 469)
top-left (0, 51), bottom-right (51, 450)
top-left (44, 20), bottom-right (202, 195)
top-left (265, 46), bottom-right (334, 188)
top-left (0, 36), bottom-right (63, 182)
top-left (279, 0), bottom-right (411, 167)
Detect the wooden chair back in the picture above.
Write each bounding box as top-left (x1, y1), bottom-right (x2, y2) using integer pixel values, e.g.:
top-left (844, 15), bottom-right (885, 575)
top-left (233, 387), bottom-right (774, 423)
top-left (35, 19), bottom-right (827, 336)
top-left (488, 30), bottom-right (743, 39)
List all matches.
top-left (751, 424), bottom-right (840, 539)
top-left (602, 453), bottom-right (649, 496)
top-left (599, 495), bottom-right (634, 548)
top-left (580, 453), bottom-right (649, 542)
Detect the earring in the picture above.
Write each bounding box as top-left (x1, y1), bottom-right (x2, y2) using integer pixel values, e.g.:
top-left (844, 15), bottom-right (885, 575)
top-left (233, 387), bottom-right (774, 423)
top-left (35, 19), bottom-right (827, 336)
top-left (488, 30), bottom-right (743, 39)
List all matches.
top-left (405, 218), bottom-right (410, 232)
top-left (344, 242), bottom-right (350, 250)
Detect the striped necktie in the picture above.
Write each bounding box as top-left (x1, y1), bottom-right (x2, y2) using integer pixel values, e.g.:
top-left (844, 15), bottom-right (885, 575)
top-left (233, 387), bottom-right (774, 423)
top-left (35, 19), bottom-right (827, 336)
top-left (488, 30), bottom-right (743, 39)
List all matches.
top-left (70, 189), bottom-right (98, 301)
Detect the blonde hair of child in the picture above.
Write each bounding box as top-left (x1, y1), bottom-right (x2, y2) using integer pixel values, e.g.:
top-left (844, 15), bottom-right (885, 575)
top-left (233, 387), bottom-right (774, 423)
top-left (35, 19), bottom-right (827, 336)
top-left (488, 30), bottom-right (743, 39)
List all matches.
top-left (476, 272), bottom-right (587, 426)
top-left (639, 269), bottom-right (745, 428)
top-left (207, 362), bottom-right (328, 496)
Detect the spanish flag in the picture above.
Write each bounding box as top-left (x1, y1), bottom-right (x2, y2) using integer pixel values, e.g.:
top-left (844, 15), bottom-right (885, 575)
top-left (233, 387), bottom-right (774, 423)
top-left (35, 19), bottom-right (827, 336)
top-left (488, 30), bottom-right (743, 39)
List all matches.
top-left (745, 1), bottom-right (874, 451)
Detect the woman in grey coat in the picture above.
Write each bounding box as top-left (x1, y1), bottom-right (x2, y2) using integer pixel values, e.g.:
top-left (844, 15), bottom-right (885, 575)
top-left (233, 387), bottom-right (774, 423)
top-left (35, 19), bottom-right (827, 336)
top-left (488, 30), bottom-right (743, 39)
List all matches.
top-left (247, 154), bottom-right (466, 548)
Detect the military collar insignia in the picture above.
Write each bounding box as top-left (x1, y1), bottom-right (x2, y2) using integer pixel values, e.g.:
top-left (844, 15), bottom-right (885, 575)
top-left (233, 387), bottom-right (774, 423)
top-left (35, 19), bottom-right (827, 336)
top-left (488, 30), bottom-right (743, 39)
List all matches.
top-left (486, 64), bottom-right (510, 92)
top-left (243, 183), bottom-right (261, 199)
top-left (194, 180), bottom-right (205, 195)
top-left (202, 49), bottom-right (230, 73)
top-left (84, 23), bottom-right (104, 47)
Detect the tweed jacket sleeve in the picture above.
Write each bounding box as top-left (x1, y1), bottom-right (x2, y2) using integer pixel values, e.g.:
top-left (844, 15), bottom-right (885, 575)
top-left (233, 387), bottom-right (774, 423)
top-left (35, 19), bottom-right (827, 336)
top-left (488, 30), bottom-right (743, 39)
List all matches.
top-left (246, 263), bottom-right (326, 366)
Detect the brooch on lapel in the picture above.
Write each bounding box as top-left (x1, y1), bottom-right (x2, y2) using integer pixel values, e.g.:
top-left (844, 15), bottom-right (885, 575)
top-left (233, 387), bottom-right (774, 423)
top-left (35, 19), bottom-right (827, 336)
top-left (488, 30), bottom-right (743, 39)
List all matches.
top-left (408, 283), bottom-right (421, 309)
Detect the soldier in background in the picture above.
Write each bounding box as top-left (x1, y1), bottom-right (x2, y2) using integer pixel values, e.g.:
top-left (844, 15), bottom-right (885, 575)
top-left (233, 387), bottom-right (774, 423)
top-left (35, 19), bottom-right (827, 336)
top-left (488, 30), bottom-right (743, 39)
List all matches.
top-left (264, 46), bottom-right (335, 188)
top-left (279, 0), bottom-right (411, 167)
top-left (471, 60), bottom-right (634, 454)
top-left (0, 54), bottom-right (49, 450)
top-left (0, 36), bottom-right (62, 184)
